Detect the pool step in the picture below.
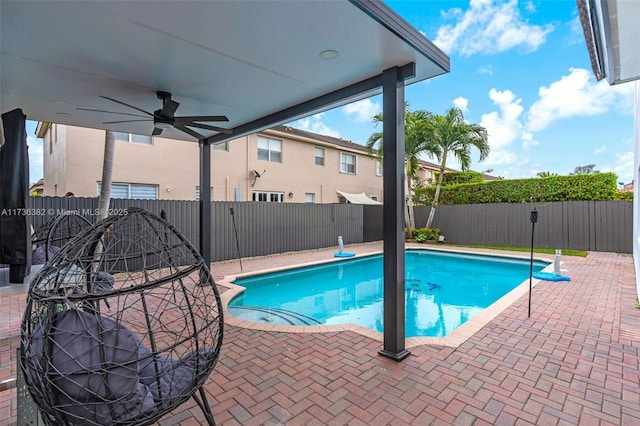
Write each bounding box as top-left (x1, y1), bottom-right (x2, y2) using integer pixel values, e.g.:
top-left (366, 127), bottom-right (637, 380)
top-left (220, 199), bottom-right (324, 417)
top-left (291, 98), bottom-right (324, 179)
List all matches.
top-left (229, 306), bottom-right (322, 326)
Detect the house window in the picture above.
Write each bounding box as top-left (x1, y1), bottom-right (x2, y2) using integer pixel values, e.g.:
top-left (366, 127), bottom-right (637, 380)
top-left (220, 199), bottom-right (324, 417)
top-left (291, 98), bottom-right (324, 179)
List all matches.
top-left (195, 186), bottom-right (213, 201)
top-left (212, 142), bottom-right (228, 151)
top-left (315, 147), bottom-right (325, 166)
top-left (257, 136), bottom-right (282, 163)
top-left (113, 132), bottom-right (152, 145)
top-left (97, 182), bottom-right (158, 199)
top-left (376, 160), bottom-right (383, 176)
top-left (252, 191), bottom-right (284, 202)
top-left (340, 152), bottom-right (356, 174)
top-left (305, 193), bottom-right (315, 203)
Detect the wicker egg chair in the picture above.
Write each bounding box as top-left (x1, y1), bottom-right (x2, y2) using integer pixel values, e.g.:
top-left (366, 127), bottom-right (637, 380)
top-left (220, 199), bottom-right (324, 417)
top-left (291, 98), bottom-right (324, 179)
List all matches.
top-left (20, 208), bottom-right (223, 425)
top-left (31, 211), bottom-right (92, 265)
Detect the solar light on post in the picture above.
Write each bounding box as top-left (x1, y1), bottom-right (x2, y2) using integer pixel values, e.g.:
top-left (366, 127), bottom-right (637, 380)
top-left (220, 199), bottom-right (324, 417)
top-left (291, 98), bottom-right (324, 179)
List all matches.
top-left (528, 207), bottom-right (538, 318)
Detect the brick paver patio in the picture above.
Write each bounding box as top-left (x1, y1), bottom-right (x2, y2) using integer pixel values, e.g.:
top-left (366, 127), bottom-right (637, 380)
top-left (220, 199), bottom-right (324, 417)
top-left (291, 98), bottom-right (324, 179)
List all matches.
top-left (1, 243), bottom-right (638, 425)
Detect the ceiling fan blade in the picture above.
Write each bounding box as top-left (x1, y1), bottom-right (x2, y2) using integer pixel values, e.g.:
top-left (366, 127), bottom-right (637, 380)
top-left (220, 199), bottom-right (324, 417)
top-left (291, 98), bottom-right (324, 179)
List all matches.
top-left (174, 115), bottom-right (229, 123)
top-left (103, 119), bottom-right (152, 124)
top-left (152, 127), bottom-right (163, 136)
top-left (161, 99), bottom-right (180, 118)
top-left (77, 107), bottom-right (149, 118)
top-left (174, 124), bottom-right (205, 140)
top-left (185, 122), bottom-right (233, 134)
top-left (100, 95), bottom-right (154, 117)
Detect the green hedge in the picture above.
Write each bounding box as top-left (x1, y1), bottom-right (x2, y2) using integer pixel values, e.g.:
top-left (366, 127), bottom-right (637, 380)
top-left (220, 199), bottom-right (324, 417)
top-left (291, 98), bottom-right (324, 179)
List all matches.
top-left (415, 172), bottom-right (626, 205)
top-left (433, 171), bottom-right (484, 186)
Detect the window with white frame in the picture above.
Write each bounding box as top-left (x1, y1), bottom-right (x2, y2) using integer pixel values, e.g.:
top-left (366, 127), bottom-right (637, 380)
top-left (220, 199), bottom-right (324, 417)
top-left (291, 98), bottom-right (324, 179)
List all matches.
top-left (97, 182), bottom-right (158, 199)
top-left (376, 160), bottom-right (383, 176)
top-left (113, 132), bottom-right (152, 145)
top-left (340, 152), bottom-right (356, 174)
top-left (252, 191), bottom-right (284, 202)
top-left (257, 136), bottom-right (282, 163)
top-left (305, 193), bottom-right (315, 203)
top-left (212, 142), bottom-right (228, 151)
top-left (195, 186), bottom-right (213, 201)
top-left (315, 147), bottom-right (325, 166)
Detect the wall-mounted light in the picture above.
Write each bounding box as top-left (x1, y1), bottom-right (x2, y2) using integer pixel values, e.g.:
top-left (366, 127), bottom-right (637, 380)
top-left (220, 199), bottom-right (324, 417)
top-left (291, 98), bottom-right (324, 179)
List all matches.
top-left (288, 192), bottom-right (294, 198)
top-left (166, 186), bottom-right (171, 192)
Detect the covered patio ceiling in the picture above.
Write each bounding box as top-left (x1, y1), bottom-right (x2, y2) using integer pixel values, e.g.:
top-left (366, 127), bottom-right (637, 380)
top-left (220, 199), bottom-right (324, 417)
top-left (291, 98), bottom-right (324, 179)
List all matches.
top-left (1, 0), bottom-right (448, 141)
top-left (1, 0), bottom-right (450, 361)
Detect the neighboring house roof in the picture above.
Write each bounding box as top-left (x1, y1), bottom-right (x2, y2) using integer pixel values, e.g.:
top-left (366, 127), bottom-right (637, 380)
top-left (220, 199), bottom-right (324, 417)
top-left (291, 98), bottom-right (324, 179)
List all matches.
top-left (268, 125), bottom-right (445, 172)
top-left (268, 125), bottom-right (371, 154)
top-left (29, 178), bottom-right (44, 194)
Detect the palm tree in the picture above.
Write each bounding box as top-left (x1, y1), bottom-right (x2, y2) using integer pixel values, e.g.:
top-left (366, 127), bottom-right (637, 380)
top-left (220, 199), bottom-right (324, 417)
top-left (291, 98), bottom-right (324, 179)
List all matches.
top-left (536, 171), bottom-right (557, 177)
top-left (424, 107), bottom-right (489, 229)
top-left (97, 131), bottom-right (116, 222)
top-left (365, 106), bottom-right (437, 237)
top-left (92, 130), bottom-right (116, 272)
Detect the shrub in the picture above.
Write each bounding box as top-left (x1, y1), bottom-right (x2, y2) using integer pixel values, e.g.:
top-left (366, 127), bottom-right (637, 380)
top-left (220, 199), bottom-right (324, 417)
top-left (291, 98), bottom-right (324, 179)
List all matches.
top-left (415, 172), bottom-right (623, 205)
top-left (412, 227), bottom-right (440, 243)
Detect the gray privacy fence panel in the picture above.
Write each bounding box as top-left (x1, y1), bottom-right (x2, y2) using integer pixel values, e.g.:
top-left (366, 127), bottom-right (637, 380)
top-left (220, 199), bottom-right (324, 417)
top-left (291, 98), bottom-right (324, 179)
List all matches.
top-left (216, 202), bottom-right (362, 261)
top-left (593, 200), bottom-right (632, 253)
top-left (27, 198), bottom-right (631, 255)
top-left (27, 197), bottom-right (363, 262)
top-left (363, 205), bottom-right (383, 242)
top-left (411, 201), bottom-right (631, 253)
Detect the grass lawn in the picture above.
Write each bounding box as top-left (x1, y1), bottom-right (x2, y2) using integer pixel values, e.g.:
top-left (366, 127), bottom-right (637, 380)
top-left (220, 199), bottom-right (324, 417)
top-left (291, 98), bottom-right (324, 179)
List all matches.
top-left (419, 242), bottom-right (588, 257)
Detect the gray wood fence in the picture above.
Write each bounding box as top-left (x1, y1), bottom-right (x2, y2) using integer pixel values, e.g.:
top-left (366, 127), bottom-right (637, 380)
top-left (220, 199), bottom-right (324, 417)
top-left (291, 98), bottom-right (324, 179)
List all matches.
top-left (27, 197), bottom-right (363, 262)
top-left (26, 198), bottom-right (632, 258)
top-left (364, 201), bottom-right (631, 253)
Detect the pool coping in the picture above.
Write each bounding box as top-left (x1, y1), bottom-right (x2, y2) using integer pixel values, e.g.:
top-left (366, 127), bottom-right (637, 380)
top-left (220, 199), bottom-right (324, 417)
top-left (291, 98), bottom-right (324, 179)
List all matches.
top-left (217, 244), bottom-right (558, 348)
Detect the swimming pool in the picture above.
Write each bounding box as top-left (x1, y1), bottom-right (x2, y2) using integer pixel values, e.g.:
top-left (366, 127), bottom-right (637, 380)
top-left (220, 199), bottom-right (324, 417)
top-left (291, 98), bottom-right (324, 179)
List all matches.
top-left (228, 249), bottom-right (548, 338)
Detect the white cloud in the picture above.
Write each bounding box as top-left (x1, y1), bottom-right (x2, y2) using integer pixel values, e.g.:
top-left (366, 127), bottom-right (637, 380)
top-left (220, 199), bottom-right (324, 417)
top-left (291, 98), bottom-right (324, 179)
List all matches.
top-left (526, 67), bottom-right (634, 132)
top-left (27, 135), bottom-right (43, 186)
top-left (594, 145), bottom-right (607, 155)
top-left (521, 132), bottom-right (539, 150)
top-left (342, 99), bottom-right (380, 123)
top-left (612, 150), bottom-right (634, 183)
top-left (453, 96), bottom-right (469, 113)
top-left (434, 0), bottom-right (554, 56)
top-left (477, 65), bottom-right (494, 75)
top-left (481, 89), bottom-right (523, 149)
top-left (478, 88), bottom-right (540, 166)
top-left (292, 113), bottom-right (341, 138)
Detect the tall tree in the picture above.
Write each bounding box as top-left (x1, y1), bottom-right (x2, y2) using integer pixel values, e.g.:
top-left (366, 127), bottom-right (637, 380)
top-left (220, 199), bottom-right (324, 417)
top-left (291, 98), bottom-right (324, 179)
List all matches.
top-left (570, 164), bottom-right (599, 175)
top-left (365, 106), bottom-right (437, 238)
top-left (97, 131), bottom-right (116, 222)
top-left (424, 107), bottom-right (490, 229)
top-left (92, 130), bottom-right (116, 273)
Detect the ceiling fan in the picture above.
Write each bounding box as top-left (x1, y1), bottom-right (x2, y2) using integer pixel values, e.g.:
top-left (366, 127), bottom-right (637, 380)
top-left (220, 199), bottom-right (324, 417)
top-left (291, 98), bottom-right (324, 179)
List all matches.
top-left (78, 91), bottom-right (232, 139)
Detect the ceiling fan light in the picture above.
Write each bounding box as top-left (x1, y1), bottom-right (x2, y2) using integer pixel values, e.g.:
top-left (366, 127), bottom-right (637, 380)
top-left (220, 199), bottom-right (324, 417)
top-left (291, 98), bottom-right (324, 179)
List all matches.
top-left (319, 49), bottom-right (339, 60)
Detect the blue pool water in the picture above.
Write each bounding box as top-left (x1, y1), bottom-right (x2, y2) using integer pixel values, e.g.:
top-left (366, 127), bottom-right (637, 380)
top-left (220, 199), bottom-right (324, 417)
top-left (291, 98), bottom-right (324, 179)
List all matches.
top-left (228, 250), bottom-right (548, 337)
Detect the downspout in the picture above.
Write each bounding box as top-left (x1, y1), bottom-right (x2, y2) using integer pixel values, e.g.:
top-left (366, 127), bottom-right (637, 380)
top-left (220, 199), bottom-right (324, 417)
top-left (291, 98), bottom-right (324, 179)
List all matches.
top-left (246, 135), bottom-right (250, 201)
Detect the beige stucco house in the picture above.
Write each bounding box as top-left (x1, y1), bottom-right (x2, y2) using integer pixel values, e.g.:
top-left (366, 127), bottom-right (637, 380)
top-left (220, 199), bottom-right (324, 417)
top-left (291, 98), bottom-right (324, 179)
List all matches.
top-left (36, 123), bottom-right (442, 203)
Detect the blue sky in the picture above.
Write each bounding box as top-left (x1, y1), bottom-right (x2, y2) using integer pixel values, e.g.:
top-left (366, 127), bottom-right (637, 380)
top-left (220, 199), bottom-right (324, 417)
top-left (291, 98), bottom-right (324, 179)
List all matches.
top-left (26, 0), bottom-right (635, 186)
top-left (289, 0), bottom-right (635, 184)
